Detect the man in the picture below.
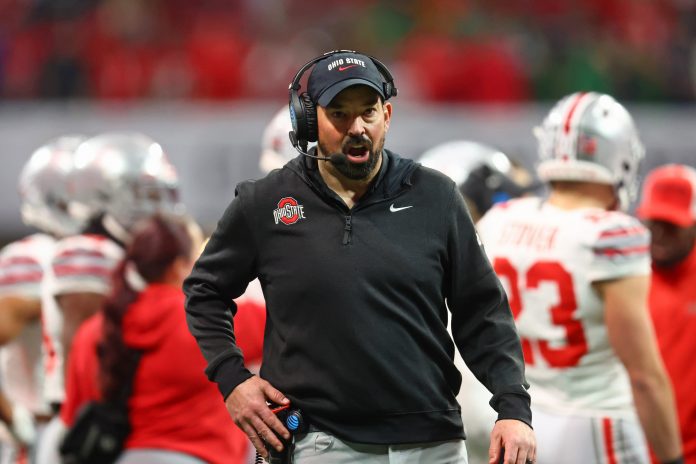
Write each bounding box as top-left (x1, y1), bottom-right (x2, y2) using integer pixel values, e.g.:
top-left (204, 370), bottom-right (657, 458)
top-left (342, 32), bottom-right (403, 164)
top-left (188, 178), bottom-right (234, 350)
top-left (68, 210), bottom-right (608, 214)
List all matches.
top-left (477, 92), bottom-right (683, 464)
top-left (184, 50), bottom-right (535, 464)
top-left (0, 135), bottom-right (85, 464)
top-left (636, 164), bottom-right (696, 462)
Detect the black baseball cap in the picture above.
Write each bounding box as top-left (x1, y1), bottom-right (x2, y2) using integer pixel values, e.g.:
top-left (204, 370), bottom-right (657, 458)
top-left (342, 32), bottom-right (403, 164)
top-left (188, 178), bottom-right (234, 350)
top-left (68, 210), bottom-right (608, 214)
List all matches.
top-left (308, 52), bottom-right (388, 107)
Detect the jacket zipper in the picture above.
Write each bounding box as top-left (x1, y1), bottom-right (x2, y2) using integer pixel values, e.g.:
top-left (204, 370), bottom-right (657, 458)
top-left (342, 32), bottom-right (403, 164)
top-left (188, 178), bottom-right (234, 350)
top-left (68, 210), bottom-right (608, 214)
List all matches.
top-left (289, 165), bottom-right (410, 246)
top-left (341, 195), bottom-right (411, 246)
top-left (342, 215), bottom-right (352, 245)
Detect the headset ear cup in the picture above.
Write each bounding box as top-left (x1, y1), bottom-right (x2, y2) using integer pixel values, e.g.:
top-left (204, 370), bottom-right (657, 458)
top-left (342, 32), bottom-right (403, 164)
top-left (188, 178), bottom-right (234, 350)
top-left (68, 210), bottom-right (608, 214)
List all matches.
top-left (301, 93), bottom-right (318, 143)
top-left (385, 82), bottom-right (397, 98)
top-left (289, 90), bottom-right (306, 145)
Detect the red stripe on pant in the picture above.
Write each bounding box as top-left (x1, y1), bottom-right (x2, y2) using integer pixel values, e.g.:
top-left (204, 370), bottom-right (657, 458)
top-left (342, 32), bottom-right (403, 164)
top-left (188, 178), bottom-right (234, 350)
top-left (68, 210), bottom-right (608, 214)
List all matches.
top-left (603, 417), bottom-right (619, 464)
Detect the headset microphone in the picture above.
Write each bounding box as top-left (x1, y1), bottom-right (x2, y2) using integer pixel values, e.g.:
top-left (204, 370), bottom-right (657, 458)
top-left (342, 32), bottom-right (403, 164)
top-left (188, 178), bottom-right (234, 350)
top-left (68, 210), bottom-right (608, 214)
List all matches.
top-left (288, 131), bottom-right (345, 163)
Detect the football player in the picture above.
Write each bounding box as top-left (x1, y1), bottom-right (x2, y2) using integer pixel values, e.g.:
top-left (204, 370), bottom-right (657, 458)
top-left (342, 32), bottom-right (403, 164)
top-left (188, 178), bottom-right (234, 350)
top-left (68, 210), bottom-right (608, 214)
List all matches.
top-left (0, 136), bottom-right (85, 463)
top-left (477, 92), bottom-right (683, 463)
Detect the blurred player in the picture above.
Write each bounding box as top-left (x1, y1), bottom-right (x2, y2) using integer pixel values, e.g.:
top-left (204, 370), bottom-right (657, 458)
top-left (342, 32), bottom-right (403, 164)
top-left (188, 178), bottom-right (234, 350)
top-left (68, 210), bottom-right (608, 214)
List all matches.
top-left (0, 136), bottom-right (85, 463)
top-left (418, 140), bottom-right (537, 463)
top-left (259, 106), bottom-right (298, 174)
top-left (477, 92), bottom-right (683, 463)
top-left (419, 140), bottom-right (537, 222)
top-left (636, 164), bottom-right (696, 462)
top-left (35, 132), bottom-right (183, 464)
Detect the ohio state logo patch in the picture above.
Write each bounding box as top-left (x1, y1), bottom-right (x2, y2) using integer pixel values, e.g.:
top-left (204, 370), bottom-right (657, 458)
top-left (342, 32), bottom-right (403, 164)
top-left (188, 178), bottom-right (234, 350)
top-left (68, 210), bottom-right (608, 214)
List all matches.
top-left (273, 197), bottom-right (306, 225)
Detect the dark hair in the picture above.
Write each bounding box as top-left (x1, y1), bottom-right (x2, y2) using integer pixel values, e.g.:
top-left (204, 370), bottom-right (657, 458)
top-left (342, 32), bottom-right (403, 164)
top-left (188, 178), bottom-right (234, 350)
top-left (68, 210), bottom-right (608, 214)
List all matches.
top-left (99, 214), bottom-right (193, 403)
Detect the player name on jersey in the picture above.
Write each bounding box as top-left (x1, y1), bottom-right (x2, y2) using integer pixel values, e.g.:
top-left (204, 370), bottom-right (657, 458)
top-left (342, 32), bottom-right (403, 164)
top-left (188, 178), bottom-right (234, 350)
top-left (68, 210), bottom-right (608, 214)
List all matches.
top-left (497, 223), bottom-right (559, 252)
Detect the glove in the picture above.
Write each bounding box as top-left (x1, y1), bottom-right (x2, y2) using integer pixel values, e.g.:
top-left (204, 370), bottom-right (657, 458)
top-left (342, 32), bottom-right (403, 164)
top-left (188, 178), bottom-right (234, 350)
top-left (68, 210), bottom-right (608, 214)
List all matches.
top-left (10, 403), bottom-right (37, 446)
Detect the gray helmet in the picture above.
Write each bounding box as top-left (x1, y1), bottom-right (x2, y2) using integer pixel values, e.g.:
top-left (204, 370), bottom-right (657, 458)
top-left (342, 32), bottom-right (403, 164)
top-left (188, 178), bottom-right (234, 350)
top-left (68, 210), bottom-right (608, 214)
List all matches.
top-left (18, 135), bottom-right (87, 237)
top-left (418, 140), bottom-right (514, 187)
top-left (69, 132), bottom-right (183, 231)
top-left (259, 107), bottom-right (299, 174)
top-left (418, 140), bottom-right (537, 220)
top-left (535, 92), bottom-right (645, 210)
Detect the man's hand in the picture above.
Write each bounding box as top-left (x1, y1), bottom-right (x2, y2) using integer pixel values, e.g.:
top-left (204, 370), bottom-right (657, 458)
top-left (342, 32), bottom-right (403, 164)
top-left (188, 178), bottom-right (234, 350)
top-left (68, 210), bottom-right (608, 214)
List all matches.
top-left (225, 376), bottom-right (291, 459)
top-left (489, 419), bottom-right (536, 464)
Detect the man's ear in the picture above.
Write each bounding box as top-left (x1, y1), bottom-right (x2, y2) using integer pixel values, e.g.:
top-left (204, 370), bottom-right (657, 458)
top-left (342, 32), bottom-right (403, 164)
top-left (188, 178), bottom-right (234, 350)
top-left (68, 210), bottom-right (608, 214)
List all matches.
top-left (383, 101), bottom-right (392, 131)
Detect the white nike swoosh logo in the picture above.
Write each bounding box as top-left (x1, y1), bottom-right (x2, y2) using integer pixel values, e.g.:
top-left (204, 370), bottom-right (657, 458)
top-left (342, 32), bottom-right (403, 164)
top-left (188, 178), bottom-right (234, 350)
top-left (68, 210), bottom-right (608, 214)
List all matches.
top-left (390, 204), bottom-right (413, 212)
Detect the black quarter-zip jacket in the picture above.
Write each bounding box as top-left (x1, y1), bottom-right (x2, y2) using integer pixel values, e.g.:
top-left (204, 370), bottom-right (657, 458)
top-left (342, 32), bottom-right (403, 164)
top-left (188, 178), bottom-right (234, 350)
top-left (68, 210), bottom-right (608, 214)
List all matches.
top-left (184, 149), bottom-right (531, 444)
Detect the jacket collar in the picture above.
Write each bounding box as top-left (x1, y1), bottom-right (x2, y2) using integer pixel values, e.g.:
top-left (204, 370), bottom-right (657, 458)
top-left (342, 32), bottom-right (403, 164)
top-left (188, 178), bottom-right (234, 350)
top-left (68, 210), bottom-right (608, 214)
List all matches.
top-left (286, 148), bottom-right (418, 202)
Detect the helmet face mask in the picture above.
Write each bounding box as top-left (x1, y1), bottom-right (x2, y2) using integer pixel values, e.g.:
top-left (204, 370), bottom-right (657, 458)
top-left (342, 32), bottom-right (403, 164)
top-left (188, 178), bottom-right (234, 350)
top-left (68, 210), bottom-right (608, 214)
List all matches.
top-left (19, 136), bottom-right (87, 237)
top-left (69, 132), bottom-right (184, 232)
top-left (535, 92), bottom-right (645, 210)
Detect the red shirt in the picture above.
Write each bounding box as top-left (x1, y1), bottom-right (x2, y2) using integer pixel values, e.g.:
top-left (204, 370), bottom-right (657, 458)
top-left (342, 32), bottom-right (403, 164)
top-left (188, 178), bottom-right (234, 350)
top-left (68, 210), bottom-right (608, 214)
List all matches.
top-left (62, 313), bottom-right (101, 425)
top-left (62, 284), bottom-right (266, 464)
top-left (650, 246), bottom-right (696, 462)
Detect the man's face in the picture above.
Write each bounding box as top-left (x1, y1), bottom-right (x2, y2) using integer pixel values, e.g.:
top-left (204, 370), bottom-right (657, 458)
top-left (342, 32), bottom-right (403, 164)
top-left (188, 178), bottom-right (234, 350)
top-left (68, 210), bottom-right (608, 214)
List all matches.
top-left (643, 219), bottom-right (696, 267)
top-left (316, 85), bottom-right (392, 180)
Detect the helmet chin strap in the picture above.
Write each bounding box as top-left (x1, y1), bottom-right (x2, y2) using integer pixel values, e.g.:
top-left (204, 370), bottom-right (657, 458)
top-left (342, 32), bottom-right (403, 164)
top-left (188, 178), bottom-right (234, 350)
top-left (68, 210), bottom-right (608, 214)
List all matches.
top-left (102, 214), bottom-right (132, 245)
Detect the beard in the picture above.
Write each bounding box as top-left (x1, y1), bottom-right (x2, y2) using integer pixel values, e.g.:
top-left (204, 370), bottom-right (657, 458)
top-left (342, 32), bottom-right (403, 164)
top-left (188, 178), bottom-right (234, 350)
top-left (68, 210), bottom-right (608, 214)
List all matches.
top-left (318, 134), bottom-right (385, 180)
top-left (650, 240), bottom-right (694, 268)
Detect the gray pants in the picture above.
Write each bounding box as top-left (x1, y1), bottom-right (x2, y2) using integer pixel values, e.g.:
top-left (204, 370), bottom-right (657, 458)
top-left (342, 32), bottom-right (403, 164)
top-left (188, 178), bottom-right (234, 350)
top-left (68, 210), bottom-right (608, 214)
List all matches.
top-left (115, 449), bottom-right (207, 464)
top-left (292, 431), bottom-right (468, 464)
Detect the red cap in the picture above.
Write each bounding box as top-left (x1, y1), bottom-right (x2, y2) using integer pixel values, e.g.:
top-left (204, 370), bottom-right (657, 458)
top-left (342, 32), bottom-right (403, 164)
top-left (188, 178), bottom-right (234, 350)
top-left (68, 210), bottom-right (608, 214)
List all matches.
top-left (637, 164), bottom-right (696, 227)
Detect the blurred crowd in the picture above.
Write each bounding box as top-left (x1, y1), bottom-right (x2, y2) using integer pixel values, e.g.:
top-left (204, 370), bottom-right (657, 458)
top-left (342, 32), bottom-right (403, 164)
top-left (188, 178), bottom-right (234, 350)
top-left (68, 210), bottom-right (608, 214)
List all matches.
top-left (2, 0), bottom-right (696, 102)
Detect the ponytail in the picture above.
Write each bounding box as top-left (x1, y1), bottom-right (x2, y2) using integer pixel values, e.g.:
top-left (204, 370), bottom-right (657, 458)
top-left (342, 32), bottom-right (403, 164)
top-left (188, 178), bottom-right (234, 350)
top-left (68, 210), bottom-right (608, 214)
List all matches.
top-left (98, 214), bottom-right (193, 403)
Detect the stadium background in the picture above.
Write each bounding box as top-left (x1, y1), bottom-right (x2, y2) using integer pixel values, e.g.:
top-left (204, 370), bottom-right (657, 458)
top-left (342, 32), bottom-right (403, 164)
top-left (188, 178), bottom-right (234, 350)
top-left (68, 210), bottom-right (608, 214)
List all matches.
top-left (1, 0), bottom-right (695, 239)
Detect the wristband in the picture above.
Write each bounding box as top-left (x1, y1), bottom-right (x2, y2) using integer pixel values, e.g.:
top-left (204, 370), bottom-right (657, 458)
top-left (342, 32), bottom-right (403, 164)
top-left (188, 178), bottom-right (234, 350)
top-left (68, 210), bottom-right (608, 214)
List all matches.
top-left (662, 457), bottom-right (684, 464)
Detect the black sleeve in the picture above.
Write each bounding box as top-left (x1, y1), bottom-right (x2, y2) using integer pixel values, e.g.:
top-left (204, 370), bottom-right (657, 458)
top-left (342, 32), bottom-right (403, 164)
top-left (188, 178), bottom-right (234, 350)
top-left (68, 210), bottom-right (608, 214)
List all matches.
top-left (444, 183), bottom-right (532, 428)
top-left (183, 186), bottom-right (258, 399)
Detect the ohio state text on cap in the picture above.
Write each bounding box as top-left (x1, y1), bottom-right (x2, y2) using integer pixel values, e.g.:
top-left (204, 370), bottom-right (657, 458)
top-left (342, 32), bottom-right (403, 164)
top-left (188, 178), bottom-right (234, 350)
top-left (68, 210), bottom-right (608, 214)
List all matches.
top-left (308, 52), bottom-right (388, 106)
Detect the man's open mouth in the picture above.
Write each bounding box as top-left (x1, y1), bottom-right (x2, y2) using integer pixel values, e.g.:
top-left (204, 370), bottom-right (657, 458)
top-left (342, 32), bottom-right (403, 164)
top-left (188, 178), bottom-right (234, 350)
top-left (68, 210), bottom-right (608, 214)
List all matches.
top-left (343, 143), bottom-right (370, 163)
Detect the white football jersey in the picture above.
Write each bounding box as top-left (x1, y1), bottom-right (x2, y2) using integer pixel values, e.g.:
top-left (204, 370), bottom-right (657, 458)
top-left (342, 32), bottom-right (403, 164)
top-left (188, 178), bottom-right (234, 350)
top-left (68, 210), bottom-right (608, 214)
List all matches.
top-left (43, 234), bottom-right (124, 404)
top-left (478, 197), bottom-right (650, 417)
top-left (0, 234), bottom-right (55, 415)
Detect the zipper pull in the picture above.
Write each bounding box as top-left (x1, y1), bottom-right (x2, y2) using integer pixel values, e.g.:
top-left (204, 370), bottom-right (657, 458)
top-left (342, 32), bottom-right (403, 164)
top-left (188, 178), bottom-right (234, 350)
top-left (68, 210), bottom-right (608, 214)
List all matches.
top-left (342, 215), bottom-right (352, 245)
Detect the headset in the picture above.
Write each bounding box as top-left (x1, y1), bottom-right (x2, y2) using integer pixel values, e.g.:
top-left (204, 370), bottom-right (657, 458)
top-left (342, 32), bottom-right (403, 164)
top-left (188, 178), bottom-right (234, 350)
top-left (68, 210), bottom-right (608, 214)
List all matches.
top-left (288, 49), bottom-right (398, 158)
